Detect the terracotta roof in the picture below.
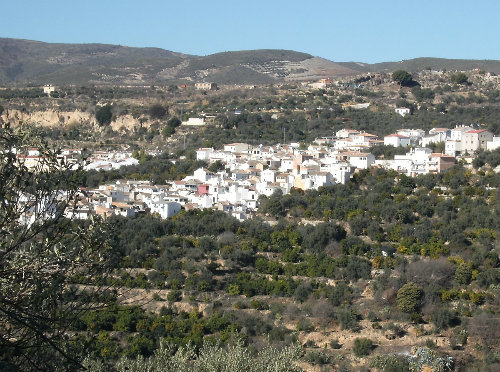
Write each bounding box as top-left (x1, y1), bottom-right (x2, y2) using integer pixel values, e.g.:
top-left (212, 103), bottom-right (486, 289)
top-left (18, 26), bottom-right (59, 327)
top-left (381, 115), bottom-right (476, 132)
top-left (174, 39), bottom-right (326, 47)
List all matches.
top-left (466, 129), bottom-right (487, 134)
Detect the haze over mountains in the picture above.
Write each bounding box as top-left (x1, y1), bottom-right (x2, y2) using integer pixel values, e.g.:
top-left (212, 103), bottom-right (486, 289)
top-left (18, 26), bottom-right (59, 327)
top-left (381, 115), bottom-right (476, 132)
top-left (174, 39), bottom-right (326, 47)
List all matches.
top-left (1, 38), bottom-right (500, 86)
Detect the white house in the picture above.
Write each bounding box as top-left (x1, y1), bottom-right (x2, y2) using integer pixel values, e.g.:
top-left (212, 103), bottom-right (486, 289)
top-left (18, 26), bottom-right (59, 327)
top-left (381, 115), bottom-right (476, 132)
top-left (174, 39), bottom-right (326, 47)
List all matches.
top-left (196, 148), bottom-right (214, 161)
top-left (193, 168), bottom-right (214, 182)
top-left (445, 140), bottom-right (462, 156)
top-left (149, 201), bottom-right (182, 219)
top-left (384, 134), bottom-right (411, 147)
top-left (462, 129), bottom-right (493, 153)
top-left (261, 168), bottom-right (277, 183)
top-left (487, 137), bottom-right (500, 151)
top-left (43, 85), bottom-right (56, 95)
top-left (182, 117), bottom-right (206, 126)
top-left (338, 151), bottom-right (375, 169)
top-left (223, 143), bottom-right (249, 153)
top-left (450, 125), bottom-right (473, 141)
top-left (395, 107), bottom-right (411, 117)
top-left (336, 129), bottom-right (360, 139)
top-left (396, 129), bottom-right (425, 145)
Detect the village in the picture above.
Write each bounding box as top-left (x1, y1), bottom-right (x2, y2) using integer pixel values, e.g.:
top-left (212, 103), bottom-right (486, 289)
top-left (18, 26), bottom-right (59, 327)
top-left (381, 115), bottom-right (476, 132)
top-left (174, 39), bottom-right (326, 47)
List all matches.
top-left (16, 123), bottom-right (496, 224)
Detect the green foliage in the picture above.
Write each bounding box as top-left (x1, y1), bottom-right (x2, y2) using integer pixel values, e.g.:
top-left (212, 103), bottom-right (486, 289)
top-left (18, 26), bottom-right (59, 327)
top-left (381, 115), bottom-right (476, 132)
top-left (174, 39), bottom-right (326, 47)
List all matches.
top-left (99, 339), bottom-right (304, 372)
top-left (353, 338), bottom-right (374, 357)
top-left (450, 72), bottom-right (468, 85)
top-left (370, 354), bottom-right (410, 372)
top-left (96, 104), bottom-right (113, 126)
top-left (392, 70), bottom-right (414, 87)
top-left (296, 318), bottom-right (314, 332)
top-left (432, 308), bottom-right (459, 330)
top-left (0, 125), bottom-right (115, 372)
top-left (412, 86), bottom-right (435, 102)
top-left (304, 350), bottom-right (332, 365)
top-left (338, 307), bottom-right (361, 332)
top-left (396, 282), bottom-right (423, 313)
top-left (454, 263), bottom-right (473, 285)
top-left (148, 103), bottom-right (167, 119)
top-left (167, 290), bottom-right (182, 302)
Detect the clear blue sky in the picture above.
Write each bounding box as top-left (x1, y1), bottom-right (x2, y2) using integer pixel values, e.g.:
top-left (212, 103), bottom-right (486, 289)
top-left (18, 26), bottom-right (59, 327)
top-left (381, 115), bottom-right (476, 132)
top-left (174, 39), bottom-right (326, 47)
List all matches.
top-left (1, 0), bottom-right (498, 63)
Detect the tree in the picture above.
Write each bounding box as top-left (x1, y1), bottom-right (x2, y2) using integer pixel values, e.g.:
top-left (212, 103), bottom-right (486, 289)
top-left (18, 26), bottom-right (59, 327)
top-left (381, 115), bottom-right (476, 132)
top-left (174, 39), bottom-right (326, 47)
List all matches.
top-left (0, 124), bottom-right (114, 371)
top-left (450, 72), bottom-right (468, 85)
top-left (392, 70), bottom-right (414, 87)
top-left (148, 104), bottom-right (167, 119)
top-left (454, 263), bottom-right (472, 285)
top-left (162, 117), bottom-right (181, 138)
top-left (166, 117), bottom-right (181, 128)
top-left (396, 282), bottom-right (423, 314)
top-left (95, 104), bottom-right (113, 126)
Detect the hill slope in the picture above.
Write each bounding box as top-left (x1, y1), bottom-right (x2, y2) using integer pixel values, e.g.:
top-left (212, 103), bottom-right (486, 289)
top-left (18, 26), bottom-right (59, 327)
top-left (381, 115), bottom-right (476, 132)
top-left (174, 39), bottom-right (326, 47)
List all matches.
top-left (0, 38), bottom-right (356, 85)
top-left (338, 57), bottom-right (500, 74)
top-left (1, 38), bottom-right (500, 85)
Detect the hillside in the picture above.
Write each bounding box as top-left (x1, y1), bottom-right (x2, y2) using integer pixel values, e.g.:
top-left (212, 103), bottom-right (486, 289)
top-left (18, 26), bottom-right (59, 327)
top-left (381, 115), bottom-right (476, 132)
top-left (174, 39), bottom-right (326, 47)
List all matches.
top-left (338, 57), bottom-right (500, 74)
top-left (0, 38), bottom-right (358, 85)
top-left (7, 38), bottom-right (500, 87)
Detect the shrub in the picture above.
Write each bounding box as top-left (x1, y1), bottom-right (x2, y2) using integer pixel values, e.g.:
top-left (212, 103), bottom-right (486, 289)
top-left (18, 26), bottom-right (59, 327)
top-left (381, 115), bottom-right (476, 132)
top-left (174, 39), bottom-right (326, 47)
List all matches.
top-left (167, 290), bottom-right (182, 302)
top-left (432, 308), bottom-right (459, 330)
top-left (296, 317), bottom-right (314, 332)
top-left (330, 339), bottom-right (342, 349)
top-left (338, 307), bottom-right (361, 332)
top-left (304, 350), bottom-right (332, 365)
top-left (396, 282), bottom-right (423, 313)
top-left (454, 263), bottom-right (472, 285)
top-left (353, 338), bottom-right (374, 357)
top-left (249, 299), bottom-right (268, 310)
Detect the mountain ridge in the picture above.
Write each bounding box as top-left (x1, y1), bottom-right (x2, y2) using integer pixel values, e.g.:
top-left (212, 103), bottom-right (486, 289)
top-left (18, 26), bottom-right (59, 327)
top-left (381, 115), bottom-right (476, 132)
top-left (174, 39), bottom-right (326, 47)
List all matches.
top-left (1, 38), bottom-right (499, 86)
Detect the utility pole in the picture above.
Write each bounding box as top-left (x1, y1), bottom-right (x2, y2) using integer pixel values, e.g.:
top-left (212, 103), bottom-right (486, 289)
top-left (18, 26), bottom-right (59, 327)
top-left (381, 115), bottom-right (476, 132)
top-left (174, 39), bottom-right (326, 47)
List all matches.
top-left (283, 127), bottom-right (286, 144)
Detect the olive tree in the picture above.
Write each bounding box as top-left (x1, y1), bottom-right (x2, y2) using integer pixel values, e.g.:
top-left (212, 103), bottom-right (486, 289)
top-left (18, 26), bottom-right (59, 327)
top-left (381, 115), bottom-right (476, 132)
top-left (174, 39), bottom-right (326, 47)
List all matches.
top-left (0, 124), bottom-right (114, 371)
top-left (396, 282), bottom-right (423, 314)
top-left (392, 70), bottom-right (414, 87)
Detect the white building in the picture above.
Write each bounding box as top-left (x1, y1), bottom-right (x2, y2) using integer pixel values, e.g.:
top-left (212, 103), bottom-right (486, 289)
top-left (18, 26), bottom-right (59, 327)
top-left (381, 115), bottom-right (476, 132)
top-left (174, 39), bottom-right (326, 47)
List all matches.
top-left (395, 107), bottom-right (411, 117)
top-left (384, 134), bottom-right (411, 147)
top-left (487, 137), bottom-right (500, 151)
top-left (196, 148), bottom-right (214, 161)
top-left (149, 201), bottom-right (182, 219)
top-left (43, 85), bottom-right (55, 95)
top-left (336, 129), bottom-right (360, 139)
top-left (182, 117), bottom-right (206, 126)
top-left (445, 140), bottom-right (462, 156)
top-left (223, 143), bottom-right (249, 153)
top-left (462, 129), bottom-right (493, 153)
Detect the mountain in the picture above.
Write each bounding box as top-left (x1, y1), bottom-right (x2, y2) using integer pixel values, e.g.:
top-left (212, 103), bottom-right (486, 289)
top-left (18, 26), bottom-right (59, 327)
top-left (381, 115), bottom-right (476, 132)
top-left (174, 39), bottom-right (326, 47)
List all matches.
top-left (338, 57), bottom-right (500, 74)
top-left (1, 38), bottom-right (500, 86)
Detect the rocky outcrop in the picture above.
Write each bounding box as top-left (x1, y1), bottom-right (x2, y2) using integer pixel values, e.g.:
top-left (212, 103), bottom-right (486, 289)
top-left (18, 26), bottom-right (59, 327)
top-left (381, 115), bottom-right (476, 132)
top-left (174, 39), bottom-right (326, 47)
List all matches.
top-left (1, 109), bottom-right (146, 131)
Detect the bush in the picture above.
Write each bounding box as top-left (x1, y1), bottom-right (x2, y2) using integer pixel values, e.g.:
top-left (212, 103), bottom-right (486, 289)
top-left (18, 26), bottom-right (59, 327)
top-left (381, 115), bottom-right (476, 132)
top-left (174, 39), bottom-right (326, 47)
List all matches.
top-left (304, 350), bottom-right (332, 365)
top-left (454, 263), bottom-right (473, 285)
top-left (338, 307), bottom-right (361, 332)
top-left (353, 338), bottom-right (374, 357)
top-left (249, 299), bottom-right (267, 310)
top-left (148, 103), bottom-right (167, 119)
top-left (330, 339), bottom-right (342, 349)
top-left (432, 308), bottom-right (459, 330)
top-left (167, 290), bottom-right (182, 302)
top-left (296, 317), bottom-right (314, 332)
top-left (294, 282), bottom-right (312, 303)
top-left (396, 282), bottom-right (423, 313)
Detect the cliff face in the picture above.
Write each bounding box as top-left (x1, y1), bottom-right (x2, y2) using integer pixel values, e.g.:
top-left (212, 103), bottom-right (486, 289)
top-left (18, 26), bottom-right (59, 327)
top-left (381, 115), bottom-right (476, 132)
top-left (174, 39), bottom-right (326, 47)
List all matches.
top-left (1, 109), bottom-right (146, 131)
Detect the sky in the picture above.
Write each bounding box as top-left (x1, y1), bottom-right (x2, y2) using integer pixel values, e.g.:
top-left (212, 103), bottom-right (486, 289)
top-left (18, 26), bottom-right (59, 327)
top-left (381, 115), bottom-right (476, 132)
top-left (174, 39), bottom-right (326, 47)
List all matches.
top-left (1, 0), bottom-right (499, 63)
